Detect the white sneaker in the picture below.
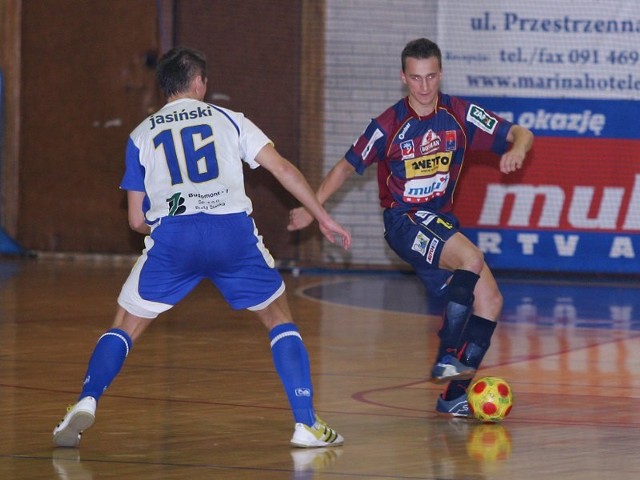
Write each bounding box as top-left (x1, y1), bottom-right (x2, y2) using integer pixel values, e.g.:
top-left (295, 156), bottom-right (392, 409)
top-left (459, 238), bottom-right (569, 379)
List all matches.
top-left (53, 397), bottom-right (97, 447)
top-left (290, 417), bottom-right (344, 448)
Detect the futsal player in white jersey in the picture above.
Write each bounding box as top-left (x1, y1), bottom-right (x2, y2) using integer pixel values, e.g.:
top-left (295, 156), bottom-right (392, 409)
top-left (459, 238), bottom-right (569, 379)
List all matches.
top-left (53, 46), bottom-right (350, 449)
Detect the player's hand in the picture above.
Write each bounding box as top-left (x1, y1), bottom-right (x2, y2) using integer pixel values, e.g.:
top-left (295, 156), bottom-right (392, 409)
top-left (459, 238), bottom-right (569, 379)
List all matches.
top-left (318, 218), bottom-right (352, 250)
top-left (287, 207), bottom-right (314, 231)
top-left (502, 124), bottom-right (533, 174)
top-left (499, 149), bottom-right (526, 174)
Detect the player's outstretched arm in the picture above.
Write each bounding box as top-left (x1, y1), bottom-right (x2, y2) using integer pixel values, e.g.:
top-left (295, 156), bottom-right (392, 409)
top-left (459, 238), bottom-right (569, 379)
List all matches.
top-left (287, 158), bottom-right (356, 232)
top-left (255, 144), bottom-right (352, 250)
top-left (500, 124), bottom-right (534, 174)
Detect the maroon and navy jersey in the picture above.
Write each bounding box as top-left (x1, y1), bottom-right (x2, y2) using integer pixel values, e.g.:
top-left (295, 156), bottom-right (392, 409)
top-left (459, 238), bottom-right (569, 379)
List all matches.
top-left (344, 93), bottom-right (513, 213)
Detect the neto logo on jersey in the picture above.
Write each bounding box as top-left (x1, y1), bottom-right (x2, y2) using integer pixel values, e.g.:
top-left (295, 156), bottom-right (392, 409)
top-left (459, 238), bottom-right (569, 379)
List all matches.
top-left (405, 151), bottom-right (452, 179)
top-left (467, 105), bottom-right (497, 134)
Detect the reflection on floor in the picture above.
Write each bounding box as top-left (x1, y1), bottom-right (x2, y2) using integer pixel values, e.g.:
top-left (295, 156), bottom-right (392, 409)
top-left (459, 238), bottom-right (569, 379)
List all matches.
top-left (300, 272), bottom-right (640, 331)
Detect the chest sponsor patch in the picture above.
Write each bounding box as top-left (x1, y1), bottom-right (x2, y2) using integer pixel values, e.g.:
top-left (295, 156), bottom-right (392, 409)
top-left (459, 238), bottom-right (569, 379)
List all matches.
top-left (404, 151), bottom-right (452, 179)
top-left (420, 129), bottom-right (441, 155)
top-left (403, 174), bottom-right (450, 203)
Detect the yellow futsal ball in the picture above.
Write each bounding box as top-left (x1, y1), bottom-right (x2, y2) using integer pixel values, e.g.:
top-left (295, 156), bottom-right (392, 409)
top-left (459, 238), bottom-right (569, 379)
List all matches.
top-left (467, 376), bottom-right (513, 422)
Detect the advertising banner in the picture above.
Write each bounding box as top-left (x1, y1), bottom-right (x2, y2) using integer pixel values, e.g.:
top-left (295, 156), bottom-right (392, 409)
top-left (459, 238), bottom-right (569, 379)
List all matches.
top-left (438, 1), bottom-right (640, 273)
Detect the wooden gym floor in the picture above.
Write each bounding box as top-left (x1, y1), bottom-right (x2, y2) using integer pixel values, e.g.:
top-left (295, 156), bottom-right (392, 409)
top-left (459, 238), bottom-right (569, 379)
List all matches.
top-left (1, 256), bottom-right (640, 479)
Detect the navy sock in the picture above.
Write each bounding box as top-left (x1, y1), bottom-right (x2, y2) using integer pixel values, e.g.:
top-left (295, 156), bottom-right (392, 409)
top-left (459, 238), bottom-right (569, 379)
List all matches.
top-left (79, 328), bottom-right (133, 401)
top-left (444, 315), bottom-right (496, 401)
top-left (269, 323), bottom-right (315, 426)
top-left (435, 270), bottom-right (480, 360)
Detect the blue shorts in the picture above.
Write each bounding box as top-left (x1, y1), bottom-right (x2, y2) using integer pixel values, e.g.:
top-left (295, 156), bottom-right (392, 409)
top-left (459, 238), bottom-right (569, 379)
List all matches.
top-left (118, 213), bottom-right (284, 318)
top-left (383, 208), bottom-right (458, 296)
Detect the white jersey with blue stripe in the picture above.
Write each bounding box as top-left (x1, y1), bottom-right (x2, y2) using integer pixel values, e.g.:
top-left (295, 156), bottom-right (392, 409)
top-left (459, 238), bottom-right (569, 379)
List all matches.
top-left (121, 98), bottom-right (271, 225)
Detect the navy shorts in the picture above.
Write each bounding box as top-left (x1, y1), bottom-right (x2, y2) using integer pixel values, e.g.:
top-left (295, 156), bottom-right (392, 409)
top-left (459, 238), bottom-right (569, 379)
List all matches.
top-left (383, 208), bottom-right (458, 295)
top-left (118, 212), bottom-right (284, 318)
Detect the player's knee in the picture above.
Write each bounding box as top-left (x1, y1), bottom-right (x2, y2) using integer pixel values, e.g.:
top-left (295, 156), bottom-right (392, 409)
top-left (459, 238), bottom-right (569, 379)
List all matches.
top-left (441, 240), bottom-right (480, 273)
top-left (450, 244), bottom-right (485, 274)
top-left (464, 248), bottom-right (485, 274)
top-left (447, 269), bottom-right (480, 305)
top-left (253, 301), bottom-right (292, 331)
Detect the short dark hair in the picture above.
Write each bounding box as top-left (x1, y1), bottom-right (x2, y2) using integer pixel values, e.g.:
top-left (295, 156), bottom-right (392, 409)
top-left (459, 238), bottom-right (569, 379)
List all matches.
top-left (401, 38), bottom-right (442, 71)
top-left (156, 46), bottom-right (207, 97)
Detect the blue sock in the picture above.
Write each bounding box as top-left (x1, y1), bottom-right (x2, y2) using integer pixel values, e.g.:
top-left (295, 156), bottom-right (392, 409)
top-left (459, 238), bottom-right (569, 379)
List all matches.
top-left (269, 323), bottom-right (316, 426)
top-left (79, 328), bottom-right (133, 401)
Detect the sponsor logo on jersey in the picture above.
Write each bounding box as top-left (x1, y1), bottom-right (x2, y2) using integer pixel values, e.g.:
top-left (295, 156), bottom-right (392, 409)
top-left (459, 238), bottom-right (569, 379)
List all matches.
top-left (411, 231), bottom-right (429, 256)
top-left (398, 121), bottom-right (412, 140)
top-left (436, 216), bottom-right (454, 230)
top-left (167, 192), bottom-right (186, 216)
top-left (420, 129), bottom-right (441, 155)
top-left (467, 104), bottom-right (497, 133)
top-left (401, 140), bottom-right (415, 159)
top-left (189, 188), bottom-right (229, 211)
top-left (445, 130), bottom-right (457, 151)
top-left (403, 174), bottom-right (450, 203)
top-left (405, 151), bottom-right (452, 179)
top-left (427, 237), bottom-right (439, 264)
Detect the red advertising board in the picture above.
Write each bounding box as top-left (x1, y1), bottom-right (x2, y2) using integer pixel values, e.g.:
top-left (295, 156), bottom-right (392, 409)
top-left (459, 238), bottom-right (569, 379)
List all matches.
top-left (455, 137), bottom-right (640, 273)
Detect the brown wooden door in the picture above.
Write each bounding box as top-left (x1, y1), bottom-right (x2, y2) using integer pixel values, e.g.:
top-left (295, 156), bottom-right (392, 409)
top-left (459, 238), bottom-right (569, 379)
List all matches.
top-left (19, 0), bottom-right (159, 253)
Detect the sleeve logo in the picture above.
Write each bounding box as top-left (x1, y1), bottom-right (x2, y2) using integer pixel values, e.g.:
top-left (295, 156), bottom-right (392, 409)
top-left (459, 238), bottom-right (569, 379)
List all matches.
top-left (362, 128), bottom-right (384, 161)
top-left (467, 105), bottom-right (497, 134)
